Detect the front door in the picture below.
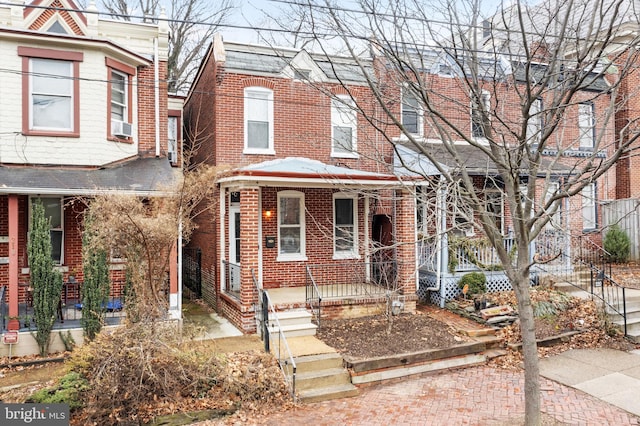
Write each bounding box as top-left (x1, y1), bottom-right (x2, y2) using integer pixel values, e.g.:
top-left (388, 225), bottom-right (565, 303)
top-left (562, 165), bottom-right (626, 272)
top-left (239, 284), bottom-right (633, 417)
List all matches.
top-left (229, 205), bottom-right (241, 292)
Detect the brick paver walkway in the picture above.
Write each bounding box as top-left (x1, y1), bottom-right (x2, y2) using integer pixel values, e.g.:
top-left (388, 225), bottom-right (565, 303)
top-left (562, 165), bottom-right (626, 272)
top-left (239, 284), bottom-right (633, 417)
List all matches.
top-left (204, 366), bottom-right (640, 425)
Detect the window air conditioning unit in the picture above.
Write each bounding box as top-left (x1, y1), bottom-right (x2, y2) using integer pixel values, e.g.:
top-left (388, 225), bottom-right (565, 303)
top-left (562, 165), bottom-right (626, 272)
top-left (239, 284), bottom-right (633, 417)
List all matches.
top-left (112, 120), bottom-right (133, 138)
top-left (168, 151), bottom-right (177, 164)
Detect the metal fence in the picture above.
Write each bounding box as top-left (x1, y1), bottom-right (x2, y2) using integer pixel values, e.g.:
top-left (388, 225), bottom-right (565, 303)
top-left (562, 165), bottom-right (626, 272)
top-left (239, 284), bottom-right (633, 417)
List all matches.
top-left (182, 247), bottom-right (202, 298)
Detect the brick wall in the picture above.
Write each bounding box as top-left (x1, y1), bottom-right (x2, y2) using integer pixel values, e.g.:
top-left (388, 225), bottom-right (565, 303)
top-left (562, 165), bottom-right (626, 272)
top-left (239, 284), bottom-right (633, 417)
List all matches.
top-left (137, 61), bottom-right (168, 156)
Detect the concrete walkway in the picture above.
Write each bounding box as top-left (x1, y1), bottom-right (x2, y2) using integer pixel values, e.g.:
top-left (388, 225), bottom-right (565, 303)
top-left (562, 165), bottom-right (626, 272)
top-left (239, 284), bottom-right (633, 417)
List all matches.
top-left (540, 348), bottom-right (640, 417)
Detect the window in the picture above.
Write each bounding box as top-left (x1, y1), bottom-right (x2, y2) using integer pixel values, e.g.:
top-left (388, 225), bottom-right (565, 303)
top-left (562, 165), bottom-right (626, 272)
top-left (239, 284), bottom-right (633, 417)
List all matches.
top-left (527, 98), bottom-right (543, 145)
top-left (582, 183), bottom-right (597, 230)
top-left (168, 110), bottom-right (181, 165)
top-left (106, 58), bottom-right (135, 140)
top-left (485, 191), bottom-right (503, 233)
top-left (277, 191), bottom-right (306, 260)
top-left (334, 194), bottom-right (358, 258)
top-left (30, 197), bottom-right (63, 264)
top-left (579, 103), bottom-right (595, 149)
top-left (19, 47), bottom-right (83, 136)
top-left (544, 181), bottom-right (561, 229)
top-left (401, 89), bottom-right (422, 135)
top-left (471, 91), bottom-right (491, 138)
top-left (31, 59), bottom-right (73, 131)
top-left (331, 96), bottom-right (357, 156)
top-left (244, 87), bottom-right (274, 153)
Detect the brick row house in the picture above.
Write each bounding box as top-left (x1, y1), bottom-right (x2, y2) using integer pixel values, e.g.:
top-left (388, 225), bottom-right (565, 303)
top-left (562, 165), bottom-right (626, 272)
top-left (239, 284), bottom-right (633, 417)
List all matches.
top-left (0, 0), bottom-right (181, 337)
top-left (184, 34), bottom-right (616, 333)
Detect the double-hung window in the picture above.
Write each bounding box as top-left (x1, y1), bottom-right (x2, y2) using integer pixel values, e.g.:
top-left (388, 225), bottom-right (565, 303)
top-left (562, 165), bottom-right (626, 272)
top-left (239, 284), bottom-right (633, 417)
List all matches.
top-left (19, 47), bottom-right (83, 136)
top-left (277, 191), bottom-right (306, 260)
top-left (527, 98), bottom-right (543, 145)
top-left (579, 102), bottom-right (595, 149)
top-left (107, 58), bottom-right (135, 140)
top-left (544, 181), bottom-right (561, 230)
top-left (471, 91), bottom-right (491, 139)
top-left (244, 87), bottom-right (274, 153)
top-left (582, 183), bottom-right (597, 230)
top-left (401, 89), bottom-right (422, 136)
top-left (334, 194), bottom-right (358, 258)
top-left (331, 95), bottom-right (357, 156)
top-left (31, 197), bottom-right (64, 264)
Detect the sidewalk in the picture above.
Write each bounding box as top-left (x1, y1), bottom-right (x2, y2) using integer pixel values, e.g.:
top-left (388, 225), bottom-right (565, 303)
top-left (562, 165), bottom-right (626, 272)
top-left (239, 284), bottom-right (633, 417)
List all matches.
top-left (540, 348), bottom-right (640, 417)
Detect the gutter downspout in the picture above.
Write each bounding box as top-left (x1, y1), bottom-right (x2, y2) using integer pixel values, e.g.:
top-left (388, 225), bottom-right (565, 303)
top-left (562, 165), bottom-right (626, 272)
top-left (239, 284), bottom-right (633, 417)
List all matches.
top-left (177, 213), bottom-right (183, 318)
top-left (154, 37), bottom-right (160, 157)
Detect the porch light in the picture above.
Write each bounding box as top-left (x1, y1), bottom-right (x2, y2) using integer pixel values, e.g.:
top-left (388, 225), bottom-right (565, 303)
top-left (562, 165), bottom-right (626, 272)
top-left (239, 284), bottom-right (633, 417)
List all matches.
top-left (264, 209), bottom-right (272, 218)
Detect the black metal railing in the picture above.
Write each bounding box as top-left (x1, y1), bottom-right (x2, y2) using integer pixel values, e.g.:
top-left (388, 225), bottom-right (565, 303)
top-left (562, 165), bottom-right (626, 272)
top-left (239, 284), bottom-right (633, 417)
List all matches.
top-left (535, 235), bottom-right (628, 336)
top-left (305, 266), bottom-right (322, 328)
top-left (260, 287), bottom-right (297, 400)
top-left (222, 260), bottom-right (241, 300)
top-left (182, 247), bottom-right (202, 298)
top-left (305, 261), bottom-right (399, 300)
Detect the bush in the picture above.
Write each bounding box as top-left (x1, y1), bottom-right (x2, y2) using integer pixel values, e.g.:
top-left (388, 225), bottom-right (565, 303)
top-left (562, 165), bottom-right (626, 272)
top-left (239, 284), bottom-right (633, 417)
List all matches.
top-left (27, 371), bottom-right (89, 410)
top-left (457, 271), bottom-right (487, 298)
top-left (604, 224), bottom-right (631, 263)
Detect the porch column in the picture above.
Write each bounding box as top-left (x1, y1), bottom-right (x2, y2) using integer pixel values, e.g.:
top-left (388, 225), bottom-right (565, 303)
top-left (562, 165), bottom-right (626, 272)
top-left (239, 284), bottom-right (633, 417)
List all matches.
top-left (396, 189), bottom-right (417, 296)
top-left (240, 187), bottom-right (260, 331)
top-left (8, 195), bottom-right (19, 331)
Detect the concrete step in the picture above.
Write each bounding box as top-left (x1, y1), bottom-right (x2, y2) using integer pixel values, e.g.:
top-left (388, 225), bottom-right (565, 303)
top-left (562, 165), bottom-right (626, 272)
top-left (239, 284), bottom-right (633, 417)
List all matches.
top-left (289, 352), bottom-right (344, 374)
top-left (295, 367), bottom-right (352, 391)
top-left (612, 316), bottom-right (640, 335)
top-left (298, 383), bottom-right (359, 403)
top-left (267, 309), bottom-right (313, 328)
top-left (483, 348), bottom-right (508, 360)
top-left (268, 322), bottom-right (318, 338)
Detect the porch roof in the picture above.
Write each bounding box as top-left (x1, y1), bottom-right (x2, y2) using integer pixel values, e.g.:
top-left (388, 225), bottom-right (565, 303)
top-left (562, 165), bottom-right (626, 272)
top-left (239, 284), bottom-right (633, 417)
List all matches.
top-left (394, 143), bottom-right (573, 177)
top-left (219, 157), bottom-right (410, 187)
top-left (0, 157), bottom-right (181, 196)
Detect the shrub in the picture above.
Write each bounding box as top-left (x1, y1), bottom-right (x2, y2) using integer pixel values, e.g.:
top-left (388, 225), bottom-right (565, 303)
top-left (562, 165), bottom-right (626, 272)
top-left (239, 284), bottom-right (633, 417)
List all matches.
top-left (27, 371), bottom-right (89, 410)
top-left (457, 271), bottom-right (487, 298)
top-left (604, 224), bottom-right (631, 263)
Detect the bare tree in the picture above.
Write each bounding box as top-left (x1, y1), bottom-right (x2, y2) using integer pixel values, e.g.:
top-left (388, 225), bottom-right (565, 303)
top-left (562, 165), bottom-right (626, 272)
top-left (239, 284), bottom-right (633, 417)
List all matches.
top-left (280, 0), bottom-right (640, 423)
top-left (100, 0), bottom-right (235, 92)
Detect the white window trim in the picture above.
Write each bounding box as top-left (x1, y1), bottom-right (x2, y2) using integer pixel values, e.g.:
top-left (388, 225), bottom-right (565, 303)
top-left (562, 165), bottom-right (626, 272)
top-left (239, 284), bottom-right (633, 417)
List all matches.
top-left (527, 98), bottom-right (543, 145)
top-left (401, 88), bottom-right (423, 137)
top-left (244, 86), bottom-right (275, 155)
top-left (29, 58), bottom-right (73, 132)
top-left (29, 196), bottom-right (64, 265)
top-left (331, 95), bottom-right (358, 158)
top-left (544, 181), bottom-right (561, 230)
top-left (582, 183), bottom-right (597, 231)
top-left (579, 102), bottom-right (595, 149)
top-left (333, 193), bottom-right (359, 259)
top-left (277, 190), bottom-right (307, 261)
top-left (471, 90), bottom-right (491, 141)
top-left (110, 69), bottom-right (128, 125)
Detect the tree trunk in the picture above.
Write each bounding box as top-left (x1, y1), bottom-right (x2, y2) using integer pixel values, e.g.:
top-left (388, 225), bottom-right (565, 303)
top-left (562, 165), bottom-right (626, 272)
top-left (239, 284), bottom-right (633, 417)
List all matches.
top-left (512, 273), bottom-right (541, 425)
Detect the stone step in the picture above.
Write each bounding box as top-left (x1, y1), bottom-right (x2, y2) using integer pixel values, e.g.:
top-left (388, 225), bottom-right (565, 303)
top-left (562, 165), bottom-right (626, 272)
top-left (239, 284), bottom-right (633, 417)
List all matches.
top-left (289, 352), bottom-right (344, 374)
top-left (298, 383), bottom-right (359, 404)
top-left (267, 309), bottom-right (313, 328)
top-left (268, 322), bottom-right (318, 338)
top-left (295, 367), bottom-right (352, 391)
top-left (483, 348), bottom-right (508, 360)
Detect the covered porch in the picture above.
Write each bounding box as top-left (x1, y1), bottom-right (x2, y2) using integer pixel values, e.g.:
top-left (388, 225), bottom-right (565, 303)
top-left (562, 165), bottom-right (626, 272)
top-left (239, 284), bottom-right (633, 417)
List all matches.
top-left (216, 157), bottom-right (419, 333)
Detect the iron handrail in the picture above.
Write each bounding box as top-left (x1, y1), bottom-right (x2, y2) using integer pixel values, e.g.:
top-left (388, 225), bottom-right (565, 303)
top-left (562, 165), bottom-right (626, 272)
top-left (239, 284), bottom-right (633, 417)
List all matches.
top-left (305, 266), bottom-right (322, 328)
top-left (262, 289), bottom-right (297, 400)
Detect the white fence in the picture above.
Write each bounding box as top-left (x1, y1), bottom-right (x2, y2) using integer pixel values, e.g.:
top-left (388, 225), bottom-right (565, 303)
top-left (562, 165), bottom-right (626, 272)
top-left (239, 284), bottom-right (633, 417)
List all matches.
top-left (601, 198), bottom-right (640, 261)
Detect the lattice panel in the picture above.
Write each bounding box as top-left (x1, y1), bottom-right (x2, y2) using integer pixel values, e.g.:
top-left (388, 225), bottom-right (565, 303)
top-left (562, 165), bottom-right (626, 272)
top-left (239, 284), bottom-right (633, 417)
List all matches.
top-left (419, 270), bottom-right (518, 305)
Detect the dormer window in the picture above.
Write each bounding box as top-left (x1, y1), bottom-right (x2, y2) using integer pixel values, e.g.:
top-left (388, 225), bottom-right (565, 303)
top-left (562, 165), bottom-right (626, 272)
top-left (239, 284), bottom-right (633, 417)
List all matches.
top-left (294, 69), bottom-right (311, 80)
top-left (438, 64), bottom-right (453, 76)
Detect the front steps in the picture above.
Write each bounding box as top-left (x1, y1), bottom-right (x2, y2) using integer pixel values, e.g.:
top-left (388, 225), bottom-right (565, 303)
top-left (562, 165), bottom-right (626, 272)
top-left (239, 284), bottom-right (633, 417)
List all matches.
top-left (549, 269), bottom-right (640, 342)
top-left (294, 352), bottom-right (359, 403)
top-left (267, 309), bottom-right (317, 338)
